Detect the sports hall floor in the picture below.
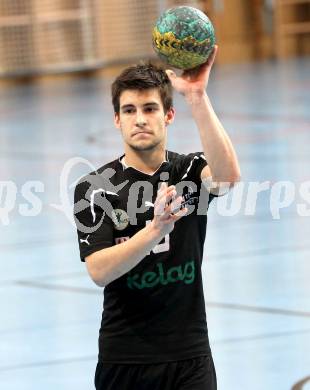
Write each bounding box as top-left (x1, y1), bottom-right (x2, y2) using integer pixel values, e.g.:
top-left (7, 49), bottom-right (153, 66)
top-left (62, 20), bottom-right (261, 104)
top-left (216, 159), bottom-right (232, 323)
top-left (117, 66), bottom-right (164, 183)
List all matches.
top-left (1, 57), bottom-right (309, 389)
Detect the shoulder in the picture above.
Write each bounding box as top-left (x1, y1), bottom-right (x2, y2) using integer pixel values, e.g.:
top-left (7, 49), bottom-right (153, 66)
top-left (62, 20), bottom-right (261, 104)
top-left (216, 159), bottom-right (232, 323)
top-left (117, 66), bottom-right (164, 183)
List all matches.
top-left (167, 150), bottom-right (207, 181)
top-left (167, 150), bottom-right (206, 165)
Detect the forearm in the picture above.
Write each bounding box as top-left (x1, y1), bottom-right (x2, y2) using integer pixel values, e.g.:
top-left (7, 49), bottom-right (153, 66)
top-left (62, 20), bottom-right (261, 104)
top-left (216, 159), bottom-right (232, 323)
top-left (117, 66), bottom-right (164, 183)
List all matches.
top-left (186, 91), bottom-right (240, 182)
top-left (86, 222), bottom-right (164, 287)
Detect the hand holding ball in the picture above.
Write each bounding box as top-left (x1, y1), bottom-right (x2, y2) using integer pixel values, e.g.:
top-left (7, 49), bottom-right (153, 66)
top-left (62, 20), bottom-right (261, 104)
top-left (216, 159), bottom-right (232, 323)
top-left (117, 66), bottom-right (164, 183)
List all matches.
top-left (152, 6), bottom-right (216, 70)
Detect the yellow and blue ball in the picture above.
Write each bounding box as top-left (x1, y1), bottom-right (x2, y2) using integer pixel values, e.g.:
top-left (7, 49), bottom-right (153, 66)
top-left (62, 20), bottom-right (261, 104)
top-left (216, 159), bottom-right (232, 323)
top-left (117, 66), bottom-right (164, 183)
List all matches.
top-left (152, 6), bottom-right (216, 70)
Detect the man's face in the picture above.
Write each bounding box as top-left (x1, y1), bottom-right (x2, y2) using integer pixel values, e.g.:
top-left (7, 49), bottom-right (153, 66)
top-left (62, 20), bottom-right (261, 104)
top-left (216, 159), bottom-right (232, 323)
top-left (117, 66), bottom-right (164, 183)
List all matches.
top-left (114, 88), bottom-right (175, 152)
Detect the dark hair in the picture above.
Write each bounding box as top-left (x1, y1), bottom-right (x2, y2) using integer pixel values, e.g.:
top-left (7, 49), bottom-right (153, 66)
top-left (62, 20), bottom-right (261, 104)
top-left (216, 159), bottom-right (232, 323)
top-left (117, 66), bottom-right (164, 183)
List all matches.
top-left (111, 62), bottom-right (173, 114)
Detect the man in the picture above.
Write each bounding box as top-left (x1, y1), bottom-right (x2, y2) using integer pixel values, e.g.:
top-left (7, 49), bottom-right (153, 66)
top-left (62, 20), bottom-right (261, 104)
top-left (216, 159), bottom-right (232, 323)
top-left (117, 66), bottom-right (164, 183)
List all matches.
top-left (74, 45), bottom-right (240, 390)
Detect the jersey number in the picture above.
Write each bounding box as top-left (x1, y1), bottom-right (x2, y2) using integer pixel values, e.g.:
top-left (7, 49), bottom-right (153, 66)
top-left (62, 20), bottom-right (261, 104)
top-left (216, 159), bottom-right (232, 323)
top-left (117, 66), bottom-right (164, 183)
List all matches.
top-left (115, 221), bottom-right (170, 254)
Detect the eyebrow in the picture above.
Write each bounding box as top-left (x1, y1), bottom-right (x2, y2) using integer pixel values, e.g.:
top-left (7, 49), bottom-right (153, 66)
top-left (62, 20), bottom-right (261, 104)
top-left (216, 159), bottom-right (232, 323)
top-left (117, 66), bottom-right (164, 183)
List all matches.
top-left (120, 102), bottom-right (160, 110)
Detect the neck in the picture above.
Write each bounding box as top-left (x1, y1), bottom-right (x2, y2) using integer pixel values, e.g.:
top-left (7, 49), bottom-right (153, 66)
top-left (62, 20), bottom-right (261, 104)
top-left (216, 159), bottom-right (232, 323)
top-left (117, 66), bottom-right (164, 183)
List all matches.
top-left (123, 146), bottom-right (166, 174)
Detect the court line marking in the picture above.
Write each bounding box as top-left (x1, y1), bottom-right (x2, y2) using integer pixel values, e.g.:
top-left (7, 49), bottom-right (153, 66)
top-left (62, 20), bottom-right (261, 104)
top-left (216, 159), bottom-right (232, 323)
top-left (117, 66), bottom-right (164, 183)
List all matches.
top-left (12, 280), bottom-right (310, 318)
top-left (207, 243), bottom-right (310, 260)
top-left (0, 271), bottom-right (86, 286)
top-left (0, 317), bottom-right (99, 335)
top-left (215, 328), bottom-right (310, 345)
top-left (14, 280), bottom-right (99, 295)
top-left (0, 235), bottom-right (74, 252)
top-left (0, 355), bottom-right (96, 372)
top-left (205, 301), bottom-right (310, 318)
top-left (0, 329), bottom-right (309, 372)
top-left (23, 270), bottom-right (86, 281)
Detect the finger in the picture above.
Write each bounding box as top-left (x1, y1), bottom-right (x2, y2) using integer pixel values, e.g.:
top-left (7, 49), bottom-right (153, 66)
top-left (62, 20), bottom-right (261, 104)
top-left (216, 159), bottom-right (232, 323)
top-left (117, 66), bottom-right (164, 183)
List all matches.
top-left (170, 196), bottom-right (188, 216)
top-left (156, 193), bottom-right (180, 218)
top-left (156, 185), bottom-right (176, 202)
top-left (156, 182), bottom-right (168, 199)
top-left (164, 205), bottom-right (188, 223)
top-left (165, 195), bottom-right (183, 216)
top-left (182, 44), bottom-right (218, 78)
top-left (190, 45), bottom-right (217, 74)
top-left (165, 69), bottom-right (177, 80)
top-left (162, 190), bottom-right (177, 209)
top-left (154, 190), bottom-right (177, 216)
top-left (170, 196), bottom-right (183, 214)
top-left (157, 182), bottom-right (174, 195)
top-left (171, 206), bottom-right (188, 220)
top-left (157, 181), bottom-right (167, 193)
top-left (162, 189), bottom-right (177, 208)
top-left (182, 63), bottom-right (207, 81)
top-left (206, 45), bottom-right (218, 67)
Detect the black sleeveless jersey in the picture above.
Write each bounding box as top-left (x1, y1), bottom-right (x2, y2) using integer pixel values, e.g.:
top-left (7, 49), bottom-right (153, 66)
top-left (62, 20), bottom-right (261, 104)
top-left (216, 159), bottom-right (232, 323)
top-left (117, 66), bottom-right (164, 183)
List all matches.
top-left (74, 150), bottom-right (216, 363)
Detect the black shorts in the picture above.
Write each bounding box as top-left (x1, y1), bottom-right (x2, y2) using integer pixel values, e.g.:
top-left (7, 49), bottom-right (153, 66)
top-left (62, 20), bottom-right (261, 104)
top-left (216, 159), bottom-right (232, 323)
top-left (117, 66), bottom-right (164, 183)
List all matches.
top-left (94, 355), bottom-right (217, 390)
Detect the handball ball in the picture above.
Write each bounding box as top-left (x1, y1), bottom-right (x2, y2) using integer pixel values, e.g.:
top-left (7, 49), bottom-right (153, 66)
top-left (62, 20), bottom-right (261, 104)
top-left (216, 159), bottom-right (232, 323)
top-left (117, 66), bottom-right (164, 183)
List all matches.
top-left (152, 6), bottom-right (216, 70)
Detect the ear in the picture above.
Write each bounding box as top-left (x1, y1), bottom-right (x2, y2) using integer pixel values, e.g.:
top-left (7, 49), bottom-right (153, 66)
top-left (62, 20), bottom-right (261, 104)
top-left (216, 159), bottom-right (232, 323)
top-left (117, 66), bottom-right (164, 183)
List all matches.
top-left (114, 112), bottom-right (121, 129)
top-left (165, 107), bottom-right (175, 126)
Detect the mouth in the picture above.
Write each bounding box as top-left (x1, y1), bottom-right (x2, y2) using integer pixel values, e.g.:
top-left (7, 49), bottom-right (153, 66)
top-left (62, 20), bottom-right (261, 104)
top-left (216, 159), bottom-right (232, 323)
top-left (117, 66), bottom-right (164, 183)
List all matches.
top-left (132, 131), bottom-right (152, 137)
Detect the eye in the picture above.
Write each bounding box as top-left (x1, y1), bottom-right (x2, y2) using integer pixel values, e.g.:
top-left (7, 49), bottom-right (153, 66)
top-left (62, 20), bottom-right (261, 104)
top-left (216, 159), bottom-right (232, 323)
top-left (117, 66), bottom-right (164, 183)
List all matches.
top-left (145, 107), bottom-right (157, 112)
top-left (124, 108), bottom-right (134, 114)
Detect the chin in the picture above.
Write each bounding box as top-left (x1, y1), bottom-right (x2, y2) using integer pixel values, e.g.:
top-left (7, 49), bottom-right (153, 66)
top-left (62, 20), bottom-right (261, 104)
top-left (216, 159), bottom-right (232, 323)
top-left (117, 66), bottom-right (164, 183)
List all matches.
top-left (130, 141), bottom-right (160, 152)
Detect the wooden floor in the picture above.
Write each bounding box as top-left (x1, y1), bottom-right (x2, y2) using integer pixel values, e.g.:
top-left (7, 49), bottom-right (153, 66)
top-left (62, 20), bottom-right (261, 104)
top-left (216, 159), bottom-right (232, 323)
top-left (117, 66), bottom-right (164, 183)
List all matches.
top-left (1, 57), bottom-right (310, 390)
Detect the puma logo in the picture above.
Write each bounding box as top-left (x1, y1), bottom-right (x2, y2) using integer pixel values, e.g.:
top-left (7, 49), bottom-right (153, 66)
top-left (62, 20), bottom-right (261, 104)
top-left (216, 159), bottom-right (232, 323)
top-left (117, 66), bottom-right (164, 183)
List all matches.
top-left (80, 235), bottom-right (90, 245)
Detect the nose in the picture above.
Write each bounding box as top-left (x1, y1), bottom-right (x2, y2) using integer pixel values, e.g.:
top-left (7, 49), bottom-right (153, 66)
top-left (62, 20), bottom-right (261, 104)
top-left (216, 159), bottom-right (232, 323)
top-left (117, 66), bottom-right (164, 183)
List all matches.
top-left (135, 110), bottom-right (147, 127)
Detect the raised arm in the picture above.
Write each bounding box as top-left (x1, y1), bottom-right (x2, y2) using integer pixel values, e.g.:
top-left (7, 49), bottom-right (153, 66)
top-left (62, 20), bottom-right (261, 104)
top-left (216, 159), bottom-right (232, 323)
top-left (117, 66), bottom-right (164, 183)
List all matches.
top-left (166, 45), bottom-right (241, 193)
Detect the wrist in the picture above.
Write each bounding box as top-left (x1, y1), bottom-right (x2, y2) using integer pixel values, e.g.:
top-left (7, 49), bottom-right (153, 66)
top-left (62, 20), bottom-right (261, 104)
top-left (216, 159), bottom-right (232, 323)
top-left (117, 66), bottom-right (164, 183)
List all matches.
top-left (146, 220), bottom-right (165, 241)
top-left (185, 90), bottom-right (208, 106)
